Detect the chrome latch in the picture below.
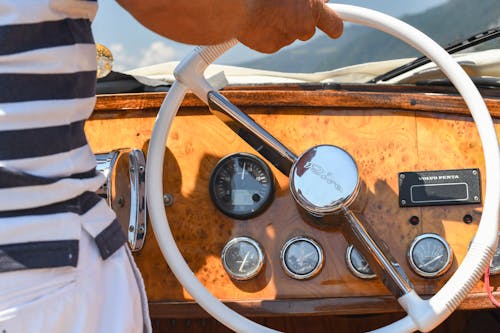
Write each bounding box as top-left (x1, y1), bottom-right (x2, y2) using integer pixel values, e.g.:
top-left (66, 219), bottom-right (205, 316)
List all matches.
top-left (96, 149), bottom-right (147, 252)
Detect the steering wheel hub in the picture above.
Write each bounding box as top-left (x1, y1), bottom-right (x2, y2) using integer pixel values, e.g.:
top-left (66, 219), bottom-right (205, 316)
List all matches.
top-left (290, 145), bottom-right (359, 216)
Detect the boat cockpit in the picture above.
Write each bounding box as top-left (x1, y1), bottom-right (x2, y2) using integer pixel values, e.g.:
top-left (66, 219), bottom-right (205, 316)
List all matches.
top-left (88, 4), bottom-right (500, 332)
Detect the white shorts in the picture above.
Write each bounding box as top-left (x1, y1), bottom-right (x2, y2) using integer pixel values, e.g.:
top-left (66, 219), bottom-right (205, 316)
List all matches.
top-left (0, 227), bottom-right (151, 333)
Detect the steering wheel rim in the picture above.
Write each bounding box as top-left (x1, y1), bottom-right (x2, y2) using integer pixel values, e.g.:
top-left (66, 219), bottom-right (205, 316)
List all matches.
top-left (146, 4), bottom-right (500, 333)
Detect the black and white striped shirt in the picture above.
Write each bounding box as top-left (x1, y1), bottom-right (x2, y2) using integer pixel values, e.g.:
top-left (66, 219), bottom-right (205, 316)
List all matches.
top-left (0, 0), bottom-right (125, 272)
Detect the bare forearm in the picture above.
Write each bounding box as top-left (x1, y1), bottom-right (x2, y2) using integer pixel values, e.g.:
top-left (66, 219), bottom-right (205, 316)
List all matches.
top-left (116, 0), bottom-right (250, 45)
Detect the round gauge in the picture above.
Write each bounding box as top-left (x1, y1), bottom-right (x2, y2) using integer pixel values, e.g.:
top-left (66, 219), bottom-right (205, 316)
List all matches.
top-left (281, 236), bottom-right (324, 280)
top-left (210, 153), bottom-right (274, 219)
top-left (408, 234), bottom-right (453, 278)
top-left (346, 245), bottom-right (376, 279)
top-left (221, 237), bottom-right (264, 281)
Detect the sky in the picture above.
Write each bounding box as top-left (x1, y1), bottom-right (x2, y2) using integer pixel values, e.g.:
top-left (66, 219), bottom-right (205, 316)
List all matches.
top-left (92, 0), bottom-right (448, 72)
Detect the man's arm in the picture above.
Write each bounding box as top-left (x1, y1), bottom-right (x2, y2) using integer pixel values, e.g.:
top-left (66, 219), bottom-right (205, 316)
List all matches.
top-left (116, 0), bottom-right (343, 53)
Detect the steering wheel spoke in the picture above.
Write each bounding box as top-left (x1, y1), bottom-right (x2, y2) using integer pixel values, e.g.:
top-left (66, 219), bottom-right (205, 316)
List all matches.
top-left (207, 90), bottom-right (297, 175)
top-left (342, 209), bottom-right (413, 298)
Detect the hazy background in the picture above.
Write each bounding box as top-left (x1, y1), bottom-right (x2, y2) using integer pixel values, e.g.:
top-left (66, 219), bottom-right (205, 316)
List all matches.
top-left (91, 0), bottom-right (500, 72)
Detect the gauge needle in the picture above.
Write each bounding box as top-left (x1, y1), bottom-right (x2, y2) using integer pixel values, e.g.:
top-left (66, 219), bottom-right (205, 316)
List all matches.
top-left (241, 162), bottom-right (246, 180)
top-left (239, 251), bottom-right (250, 272)
top-left (419, 255), bottom-right (443, 269)
top-left (302, 252), bottom-right (314, 260)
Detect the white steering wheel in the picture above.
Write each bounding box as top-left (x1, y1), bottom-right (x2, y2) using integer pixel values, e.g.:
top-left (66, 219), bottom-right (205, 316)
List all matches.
top-left (146, 4), bottom-right (500, 333)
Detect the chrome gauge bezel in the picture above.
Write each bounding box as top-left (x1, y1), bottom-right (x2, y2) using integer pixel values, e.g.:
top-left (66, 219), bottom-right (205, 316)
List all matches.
top-left (345, 244), bottom-right (376, 279)
top-left (408, 233), bottom-right (453, 278)
top-left (221, 237), bottom-right (264, 281)
top-left (209, 152), bottom-right (275, 219)
top-left (280, 236), bottom-right (324, 280)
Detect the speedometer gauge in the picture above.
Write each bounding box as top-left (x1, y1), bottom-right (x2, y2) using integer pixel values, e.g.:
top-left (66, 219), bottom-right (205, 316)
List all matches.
top-left (408, 233), bottom-right (453, 278)
top-left (209, 153), bottom-right (274, 219)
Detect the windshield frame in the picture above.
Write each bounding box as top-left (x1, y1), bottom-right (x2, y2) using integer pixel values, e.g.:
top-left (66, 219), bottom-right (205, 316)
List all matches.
top-left (369, 26), bottom-right (500, 83)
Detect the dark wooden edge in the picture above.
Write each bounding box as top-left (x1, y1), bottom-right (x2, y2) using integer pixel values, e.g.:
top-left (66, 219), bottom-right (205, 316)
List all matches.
top-left (148, 292), bottom-right (500, 319)
top-left (93, 89), bottom-right (500, 119)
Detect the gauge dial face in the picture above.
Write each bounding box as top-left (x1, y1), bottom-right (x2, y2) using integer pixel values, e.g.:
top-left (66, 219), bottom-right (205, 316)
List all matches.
top-left (281, 237), bottom-right (324, 280)
top-left (408, 234), bottom-right (452, 278)
top-left (346, 245), bottom-right (376, 279)
top-left (210, 153), bottom-right (274, 219)
top-left (221, 237), bottom-right (264, 281)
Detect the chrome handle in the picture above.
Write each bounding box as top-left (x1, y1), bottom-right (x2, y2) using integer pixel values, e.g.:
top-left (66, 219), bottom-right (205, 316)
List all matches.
top-left (128, 149), bottom-right (147, 252)
top-left (95, 149), bottom-right (147, 252)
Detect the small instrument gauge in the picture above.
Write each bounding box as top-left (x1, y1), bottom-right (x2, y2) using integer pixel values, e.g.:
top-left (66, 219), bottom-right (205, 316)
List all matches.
top-left (221, 237), bottom-right (264, 281)
top-left (346, 245), bottom-right (376, 279)
top-left (408, 233), bottom-right (453, 278)
top-left (281, 236), bottom-right (324, 280)
top-left (209, 153), bottom-right (274, 219)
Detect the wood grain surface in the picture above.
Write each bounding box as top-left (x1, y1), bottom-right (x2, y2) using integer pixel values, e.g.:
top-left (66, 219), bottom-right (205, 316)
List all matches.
top-left (86, 87), bottom-right (500, 316)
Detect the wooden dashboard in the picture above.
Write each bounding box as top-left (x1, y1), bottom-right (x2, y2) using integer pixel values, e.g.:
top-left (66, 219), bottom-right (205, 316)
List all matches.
top-left (86, 84), bottom-right (500, 318)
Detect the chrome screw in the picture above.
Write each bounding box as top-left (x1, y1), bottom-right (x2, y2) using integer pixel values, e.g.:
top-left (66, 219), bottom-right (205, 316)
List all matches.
top-left (163, 193), bottom-right (174, 207)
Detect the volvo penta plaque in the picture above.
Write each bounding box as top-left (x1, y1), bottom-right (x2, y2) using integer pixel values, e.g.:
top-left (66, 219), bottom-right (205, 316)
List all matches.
top-left (398, 169), bottom-right (481, 207)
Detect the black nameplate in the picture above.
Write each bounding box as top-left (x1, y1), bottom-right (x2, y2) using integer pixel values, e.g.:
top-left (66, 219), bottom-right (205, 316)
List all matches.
top-left (398, 169), bottom-right (481, 207)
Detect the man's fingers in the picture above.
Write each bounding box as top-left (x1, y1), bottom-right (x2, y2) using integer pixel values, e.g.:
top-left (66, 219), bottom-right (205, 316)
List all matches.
top-left (316, 4), bottom-right (343, 39)
top-left (238, 0), bottom-right (343, 53)
top-left (297, 25), bottom-right (316, 41)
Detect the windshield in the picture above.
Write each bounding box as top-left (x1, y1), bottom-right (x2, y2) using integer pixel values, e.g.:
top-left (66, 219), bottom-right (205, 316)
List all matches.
top-left (92, 0), bottom-right (500, 83)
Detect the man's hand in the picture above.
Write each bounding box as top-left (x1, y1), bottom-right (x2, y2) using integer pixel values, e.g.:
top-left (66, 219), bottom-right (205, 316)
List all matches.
top-left (238, 0), bottom-right (343, 53)
top-left (117, 0), bottom-right (343, 54)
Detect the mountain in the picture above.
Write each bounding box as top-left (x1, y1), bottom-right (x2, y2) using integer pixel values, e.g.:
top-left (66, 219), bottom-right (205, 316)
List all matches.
top-left (240, 0), bottom-right (500, 73)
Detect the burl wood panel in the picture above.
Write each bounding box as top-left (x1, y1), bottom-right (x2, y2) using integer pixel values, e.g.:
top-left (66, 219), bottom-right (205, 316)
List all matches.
top-left (86, 88), bottom-right (500, 316)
